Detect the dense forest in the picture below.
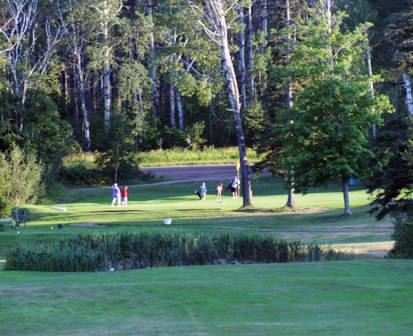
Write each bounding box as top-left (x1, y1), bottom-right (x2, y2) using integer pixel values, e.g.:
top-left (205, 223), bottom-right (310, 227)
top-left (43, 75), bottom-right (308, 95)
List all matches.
top-left (0, 1), bottom-right (412, 219)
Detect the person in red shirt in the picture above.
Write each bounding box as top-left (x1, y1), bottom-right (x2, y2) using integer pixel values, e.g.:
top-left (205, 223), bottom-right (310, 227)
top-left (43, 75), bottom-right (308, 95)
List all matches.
top-left (121, 186), bottom-right (128, 206)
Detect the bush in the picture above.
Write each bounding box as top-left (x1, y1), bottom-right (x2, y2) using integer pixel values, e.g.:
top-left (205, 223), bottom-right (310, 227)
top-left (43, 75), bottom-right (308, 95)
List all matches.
top-left (59, 152), bottom-right (108, 186)
top-left (389, 207), bottom-right (413, 258)
top-left (0, 195), bottom-right (12, 218)
top-left (0, 146), bottom-right (44, 206)
top-left (5, 232), bottom-right (350, 272)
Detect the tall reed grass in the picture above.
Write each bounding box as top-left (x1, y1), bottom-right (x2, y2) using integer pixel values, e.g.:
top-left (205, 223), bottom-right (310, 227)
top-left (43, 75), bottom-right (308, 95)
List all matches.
top-left (5, 232), bottom-right (350, 272)
top-left (137, 147), bottom-right (259, 167)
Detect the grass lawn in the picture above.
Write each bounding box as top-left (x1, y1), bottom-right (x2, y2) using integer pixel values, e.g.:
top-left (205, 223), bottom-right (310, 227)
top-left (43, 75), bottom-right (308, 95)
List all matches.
top-left (1, 260), bottom-right (412, 336)
top-left (1, 175), bottom-right (408, 335)
top-left (0, 175), bottom-right (393, 259)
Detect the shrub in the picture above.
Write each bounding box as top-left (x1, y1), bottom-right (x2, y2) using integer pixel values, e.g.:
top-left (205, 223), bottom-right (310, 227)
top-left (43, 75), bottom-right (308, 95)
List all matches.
top-left (389, 208), bottom-right (413, 258)
top-left (0, 146), bottom-right (44, 207)
top-left (5, 232), bottom-right (350, 272)
top-left (59, 152), bottom-right (108, 186)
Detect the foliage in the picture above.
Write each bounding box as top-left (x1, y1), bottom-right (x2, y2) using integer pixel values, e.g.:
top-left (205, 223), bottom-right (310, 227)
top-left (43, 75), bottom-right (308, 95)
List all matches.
top-left (94, 113), bottom-right (141, 183)
top-left (158, 126), bottom-right (188, 149)
top-left (0, 146), bottom-right (44, 213)
top-left (0, 195), bottom-right (12, 219)
top-left (137, 146), bottom-right (258, 167)
top-left (368, 114), bottom-right (413, 219)
top-left (21, 91), bottom-right (73, 184)
top-left (389, 208), bottom-right (413, 258)
top-left (244, 100), bottom-right (266, 147)
top-left (279, 80), bottom-right (390, 192)
top-left (186, 121), bottom-right (207, 150)
top-left (5, 232), bottom-right (348, 272)
top-left (59, 152), bottom-right (108, 186)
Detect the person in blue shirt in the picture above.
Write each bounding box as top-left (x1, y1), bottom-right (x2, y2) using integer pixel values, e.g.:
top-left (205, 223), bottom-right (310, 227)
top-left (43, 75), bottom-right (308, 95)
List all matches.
top-left (111, 183), bottom-right (121, 206)
top-left (199, 182), bottom-right (207, 200)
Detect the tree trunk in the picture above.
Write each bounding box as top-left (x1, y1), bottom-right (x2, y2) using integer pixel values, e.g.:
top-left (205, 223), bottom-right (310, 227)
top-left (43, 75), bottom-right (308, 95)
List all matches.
top-left (366, 38), bottom-right (376, 138)
top-left (285, 170), bottom-right (295, 208)
top-left (403, 71), bottom-right (413, 116)
top-left (191, 0), bottom-right (252, 206)
top-left (285, 187), bottom-right (295, 208)
top-left (74, 47), bottom-right (92, 152)
top-left (245, 6), bottom-right (255, 105)
top-left (285, 0), bottom-right (295, 208)
top-left (147, 0), bottom-right (159, 119)
top-left (169, 82), bottom-right (176, 127)
top-left (260, 0), bottom-right (268, 54)
top-left (71, 64), bottom-right (80, 137)
top-left (342, 175), bottom-right (352, 215)
top-left (80, 79), bottom-right (91, 152)
top-left (220, 14), bottom-right (252, 207)
top-left (237, 7), bottom-right (247, 113)
top-left (176, 90), bottom-right (184, 131)
top-left (103, 48), bottom-right (111, 130)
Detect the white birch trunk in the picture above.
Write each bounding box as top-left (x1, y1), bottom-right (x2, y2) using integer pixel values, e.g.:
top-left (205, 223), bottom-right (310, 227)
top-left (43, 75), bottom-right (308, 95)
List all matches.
top-left (285, 0), bottom-right (295, 208)
top-left (176, 90), bottom-right (184, 131)
top-left (366, 38), bottom-right (376, 138)
top-left (103, 15), bottom-right (111, 130)
top-left (3, 0), bottom-right (61, 132)
top-left (237, 7), bottom-right (247, 113)
top-left (147, 1), bottom-right (159, 119)
top-left (169, 83), bottom-right (176, 127)
top-left (245, 6), bottom-right (255, 105)
top-left (260, 0), bottom-right (268, 54)
top-left (220, 10), bottom-right (252, 206)
top-left (190, 0), bottom-right (253, 206)
top-left (79, 76), bottom-right (91, 152)
top-left (403, 71), bottom-right (413, 116)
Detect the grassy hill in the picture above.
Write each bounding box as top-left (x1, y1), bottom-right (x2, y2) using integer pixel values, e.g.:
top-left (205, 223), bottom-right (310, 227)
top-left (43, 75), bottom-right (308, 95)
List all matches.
top-left (1, 175), bottom-right (410, 335)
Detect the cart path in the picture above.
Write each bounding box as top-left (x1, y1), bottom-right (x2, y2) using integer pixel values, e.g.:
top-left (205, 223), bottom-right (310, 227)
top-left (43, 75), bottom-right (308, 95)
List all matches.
top-left (77, 165), bottom-right (240, 190)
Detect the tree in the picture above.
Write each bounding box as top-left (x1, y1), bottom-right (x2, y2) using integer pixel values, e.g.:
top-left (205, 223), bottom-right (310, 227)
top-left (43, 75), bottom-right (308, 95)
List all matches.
top-left (256, 0), bottom-right (391, 214)
top-left (87, 0), bottom-right (124, 130)
top-left (0, 0), bottom-right (62, 132)
top-left (56, 0), bottom-right (93, 151)
top-left (0, 146), bottom-right (44, 209)
top-left (190, 0), bottom-right (252, 206)
top-left (282, 79), bottom-right (390, 215)
top-left (95, 112), bottom-right (140, 183)
top-left (367, 5), bottom-right (413, 219)
top-left (367, 113), bottom-right (413, 219)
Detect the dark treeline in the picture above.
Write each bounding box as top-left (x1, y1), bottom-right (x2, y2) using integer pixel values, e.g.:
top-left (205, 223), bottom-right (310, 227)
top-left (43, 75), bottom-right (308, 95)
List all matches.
top-left (0, 1), bottom-right (412, 221)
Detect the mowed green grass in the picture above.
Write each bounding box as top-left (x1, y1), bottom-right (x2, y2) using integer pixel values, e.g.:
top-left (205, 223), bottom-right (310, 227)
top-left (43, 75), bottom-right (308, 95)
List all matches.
top-left (1, 260), bottom-right (413, 336)
top-left (0, 175), bottom-right (392, 259)
top-left (1, 175), bottom-right (408, 335)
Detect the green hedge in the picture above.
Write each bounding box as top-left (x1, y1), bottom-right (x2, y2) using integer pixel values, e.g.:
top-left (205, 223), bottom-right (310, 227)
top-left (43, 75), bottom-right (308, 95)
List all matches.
top-left (5, 232), bottom-right (349, 272)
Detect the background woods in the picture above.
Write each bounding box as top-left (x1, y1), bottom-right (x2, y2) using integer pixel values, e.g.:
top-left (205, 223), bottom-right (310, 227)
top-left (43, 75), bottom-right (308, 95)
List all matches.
top-left (0, 0), bottom-right (412, 215)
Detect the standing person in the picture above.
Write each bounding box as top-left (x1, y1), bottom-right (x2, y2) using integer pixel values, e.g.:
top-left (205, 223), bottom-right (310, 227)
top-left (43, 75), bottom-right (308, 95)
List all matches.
top-left (121, 185), bottom-right (128, 206)
top-left (216, 183), bottom-right (223, 203)
top-left (199, 182), bottom-right (207, 200)
top-left (111, 183), bottom-right (121, 206)
top-left (230, 176), bottom-right (240, 198)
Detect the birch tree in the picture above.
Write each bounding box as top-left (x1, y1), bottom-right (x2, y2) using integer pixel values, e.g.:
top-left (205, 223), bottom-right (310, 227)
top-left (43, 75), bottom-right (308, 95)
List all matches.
top-left (1, 0), bottom-right (61, 132)
top-left (190, 0), bottom-right (252, 206)
top-left (57, 0), bottom-right (92, 151)
top-left (87, 0), bottom-right (123, 130)
top-left (147, 0), bottom-right (159, 119)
